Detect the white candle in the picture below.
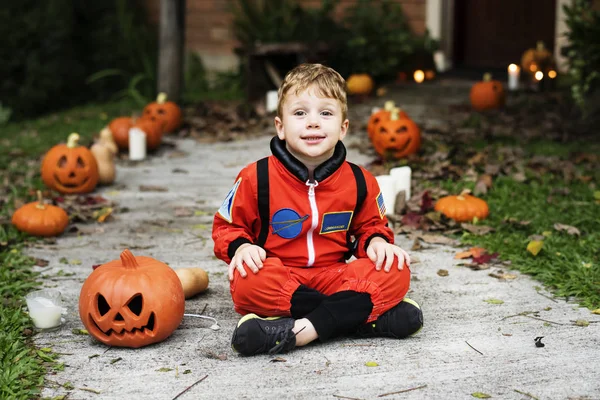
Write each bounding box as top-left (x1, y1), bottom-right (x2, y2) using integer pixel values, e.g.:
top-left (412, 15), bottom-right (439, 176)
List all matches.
top-left (389, 166), bottom-right (412, 202)
top-left (129, 127), bottom-right (147, 161)
top-left (26, 291), bottom-right (63, 329)
top-left (375, 175), bottom-right (397, 216)
top-left (434, 50), bottom-right (446, 72)
top-left (266, 90), bottom-right (278, 113)
top-left (508, 63), bottom-right (520, 91)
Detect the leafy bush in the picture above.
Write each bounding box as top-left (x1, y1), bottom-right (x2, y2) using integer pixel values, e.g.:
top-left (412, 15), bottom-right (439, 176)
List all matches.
top-left (0, 0), bottom-right (156, 119)
top-left (563, 0), bottom-right (600, 115)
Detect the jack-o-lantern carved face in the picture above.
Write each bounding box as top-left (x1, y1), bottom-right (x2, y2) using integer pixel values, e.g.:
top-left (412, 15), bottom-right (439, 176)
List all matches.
top-left (79, 249), bottom-right (185, 348)
top-left (372, 111), bottom-right (421, 160)
top-left (142, 92), bottom-right (182, 134)
top-left (41, 133), bottom-right (99, 194)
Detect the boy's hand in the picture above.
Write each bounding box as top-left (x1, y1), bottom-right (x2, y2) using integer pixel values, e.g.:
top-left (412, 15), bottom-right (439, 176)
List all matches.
top-left (229, 243), bottom-right (266, 281)
top-left (366, 237), bottom-right (410, 272)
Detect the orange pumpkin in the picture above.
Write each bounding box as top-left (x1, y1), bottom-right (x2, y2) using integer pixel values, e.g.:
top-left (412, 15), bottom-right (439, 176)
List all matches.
top-left (143, 92), bottom-right (182, 134)
top-left (521, 41), bottom-right (554, 75)
top-left (367, 101), bottom-right (410, 140)
top-left (346, 74), bottom-right (374, 95)
top-left (108, 117), bottom-right (134, 150)
top-left (371, 108), bottom-right (421, 159)
top-left (134, 117), bottom-right (164, 151)
top-left (470, 73), bottom-right (505, 111)
top-left (79, 249), bottom-right (185, 348)
top-left (41, 133), bottom-right (99, 194)
top-left (434, 190), bottom-right (489, 222)
top-left (12, 191), bottom-right (69, 237)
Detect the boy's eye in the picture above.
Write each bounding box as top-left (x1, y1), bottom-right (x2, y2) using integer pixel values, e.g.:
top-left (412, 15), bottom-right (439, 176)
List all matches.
top-left (294, 110), bottom-right (306, 116)
top-left (321, 110), bottom-right (333, 116)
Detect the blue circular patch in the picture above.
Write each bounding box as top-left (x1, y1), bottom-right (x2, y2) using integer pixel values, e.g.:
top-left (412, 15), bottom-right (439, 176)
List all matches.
top-left (271, 208), bottom-right (309, 239)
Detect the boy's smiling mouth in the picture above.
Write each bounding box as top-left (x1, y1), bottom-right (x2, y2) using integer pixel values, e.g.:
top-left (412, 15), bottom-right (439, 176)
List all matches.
top-left (302, 135), bottom-right (326, 142)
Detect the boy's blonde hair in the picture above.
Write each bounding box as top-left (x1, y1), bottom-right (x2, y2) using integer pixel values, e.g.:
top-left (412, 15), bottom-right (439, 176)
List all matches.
top-left (277, 63), bottom-right (348, 121)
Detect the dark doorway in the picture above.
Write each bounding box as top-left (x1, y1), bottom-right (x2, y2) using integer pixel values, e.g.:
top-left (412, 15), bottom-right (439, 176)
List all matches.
top-left (453, 0), bottom-right (556, 69)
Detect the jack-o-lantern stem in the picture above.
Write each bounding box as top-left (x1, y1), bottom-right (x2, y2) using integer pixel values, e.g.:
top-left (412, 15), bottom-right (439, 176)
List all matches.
top-left (390, 108), bottom-right (401, 121)
top-left (120, 249), bottom-right (140, 269)
top-left (66, 133), bottom-right (81, 149)
top-left (482, 73), bottom-right (492, 82)
top-left (383, 101), bottom-right (395, 111)
top-left (156, 92), bottom-right (168, 104)
top-left (35, 190), bottom-right (46, 210)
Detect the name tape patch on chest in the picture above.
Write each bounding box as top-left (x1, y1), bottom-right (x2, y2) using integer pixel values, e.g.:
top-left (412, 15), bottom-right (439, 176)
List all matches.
top-left (320, 211), bottom-right (353, 234)
top-left (217, 177), bottom-right (242, 223)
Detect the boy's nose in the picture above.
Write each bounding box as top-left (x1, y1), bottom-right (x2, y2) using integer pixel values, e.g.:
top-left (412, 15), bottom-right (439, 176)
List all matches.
top-left (306, 118), bottom-right (320, 129)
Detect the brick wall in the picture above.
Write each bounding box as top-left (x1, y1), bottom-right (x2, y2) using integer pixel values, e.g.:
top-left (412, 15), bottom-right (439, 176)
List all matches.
top-left (142, 0), bottom-right (426, 72)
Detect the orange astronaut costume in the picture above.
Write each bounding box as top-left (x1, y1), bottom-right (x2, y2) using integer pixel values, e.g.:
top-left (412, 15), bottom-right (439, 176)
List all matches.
top-left (213, 138), bottom-right (410, 340)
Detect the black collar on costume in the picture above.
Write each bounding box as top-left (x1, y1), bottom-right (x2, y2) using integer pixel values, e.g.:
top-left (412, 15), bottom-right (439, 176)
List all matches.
top-left (270, 137), bottom-right (347, 183)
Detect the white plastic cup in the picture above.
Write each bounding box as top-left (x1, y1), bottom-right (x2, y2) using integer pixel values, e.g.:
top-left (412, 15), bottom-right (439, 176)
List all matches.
top-left (266, 90), bottom-right (278, 113)
top-left (389, 166), bottom-right (412, 202)
top-left (26, 289), bottom-right (64, 329)
top-left (129, 127), bottom-right (147, 161)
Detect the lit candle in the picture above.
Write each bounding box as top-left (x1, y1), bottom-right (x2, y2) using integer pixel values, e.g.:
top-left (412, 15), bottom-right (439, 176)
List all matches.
top-left (535, 71), bottom-right (544, 81)
top-left (390, 166), bottom-right (412, 202)
top-left (508, 63), bottom-right (520, 91)
top-left (548, 70), bottom-right (557, 79)
top-left (26, 290), bottom-right (64, 329)
top-left (128, 127), bottom-right (147, 161)
top-left (413, 70), bottom-right (425, 84)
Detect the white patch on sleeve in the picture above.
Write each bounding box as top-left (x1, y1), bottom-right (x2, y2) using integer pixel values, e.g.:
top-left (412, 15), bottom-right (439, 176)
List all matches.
top-left (217, 178), bottom-right (242, 223)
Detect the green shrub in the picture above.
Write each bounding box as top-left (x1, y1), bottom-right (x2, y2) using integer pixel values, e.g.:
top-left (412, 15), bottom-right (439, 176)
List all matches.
top-left (563, 0), bottom-right (600, 115)
top-left (0, 0), bottom-right (156, 119)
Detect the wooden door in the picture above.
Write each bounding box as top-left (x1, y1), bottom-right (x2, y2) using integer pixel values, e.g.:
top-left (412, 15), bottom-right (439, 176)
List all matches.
top-left (453, 0), bottom-right (556, 68)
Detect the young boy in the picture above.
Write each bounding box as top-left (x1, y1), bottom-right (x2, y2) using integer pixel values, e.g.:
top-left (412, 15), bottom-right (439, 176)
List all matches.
top-left (212, 63), bottom-right (422, 356)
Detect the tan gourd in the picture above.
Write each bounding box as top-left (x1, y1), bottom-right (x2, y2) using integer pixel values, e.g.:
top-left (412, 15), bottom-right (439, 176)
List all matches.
top-left (98, 127), bottom-right (118, 156)
top-left (175, 268), bottom-right (209, 299)
top-left (90, 142), bottom-right (116, 185)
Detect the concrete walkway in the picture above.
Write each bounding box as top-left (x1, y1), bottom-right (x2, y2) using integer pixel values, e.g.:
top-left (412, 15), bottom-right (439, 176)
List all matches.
top-left (27, 83), bottom-right (599, 400)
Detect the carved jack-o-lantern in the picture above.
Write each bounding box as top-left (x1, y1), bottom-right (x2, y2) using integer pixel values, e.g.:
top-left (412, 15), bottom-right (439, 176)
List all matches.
top-left (41, 133), bottom-right (99, 194)
top-left (79, 249), bottom-right (185, 348)
top-left (371, 108), bottom-right (421, 159)
top-left (142, 92), bottom-right (182, 134)
top-left (367, 101), bottom-right (409, 141)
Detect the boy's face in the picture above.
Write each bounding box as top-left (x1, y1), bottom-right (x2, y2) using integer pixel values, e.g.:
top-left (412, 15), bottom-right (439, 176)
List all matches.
top-left (275, 85), bottom-right (349, 169)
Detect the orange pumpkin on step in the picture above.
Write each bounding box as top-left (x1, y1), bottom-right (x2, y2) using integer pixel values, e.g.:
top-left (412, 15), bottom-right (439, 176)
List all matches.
top-left (12, 191), bottom-right (69, 237)
top-left (143, 93), bottom-right (182, 134)
top-left (41, 133), bottom-right (99, 194)
top-left (79, 249), bottom-right (185, 348)
top-left (470, 73), bottom-right (505, 111)
top-left (134, 117), bottom-right (164, 151)
top-left (108, 117), bottom-right (134, 150)
top-left (371, 108), bottom-right (421, 159)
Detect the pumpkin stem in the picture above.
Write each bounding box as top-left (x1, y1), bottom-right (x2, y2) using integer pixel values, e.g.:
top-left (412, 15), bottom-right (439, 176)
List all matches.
top-left (120, 249), bottom-right (139, 269)
top-left (67, 133), bottom-right (80, 148)
top-left (482, 73), bottom-right (492, 82)
top-left (35, 190), bottom-right (46, 210)
top-left (384, 100), bottom-right (395, 111)
top-left (536, 40), bottom-right (545, 51)
top-left (390, 108), bottom-right (400, 121)
top-left (457, 188), bottom-right (472, 200)
top-left (156, 92), bottom-right (168, 104)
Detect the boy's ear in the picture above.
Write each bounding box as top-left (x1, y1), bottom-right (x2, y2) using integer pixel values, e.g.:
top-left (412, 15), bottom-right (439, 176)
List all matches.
top-left (339, 119), bottom-right (349, 140)
top-left (275, 116), bottom-right (285, 139)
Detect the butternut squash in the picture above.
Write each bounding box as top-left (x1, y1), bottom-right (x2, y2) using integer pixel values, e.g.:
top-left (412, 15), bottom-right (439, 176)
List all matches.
top-left (90, 142), bottom-right (116, 185)
top-left (98, 127), bottom-right (119, 156)
top-left (175, 268), bottom-right (209, 299)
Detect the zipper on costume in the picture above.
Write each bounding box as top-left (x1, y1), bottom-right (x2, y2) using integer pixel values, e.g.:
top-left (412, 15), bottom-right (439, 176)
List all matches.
top-left (306, 180), bottom-right (319, 267)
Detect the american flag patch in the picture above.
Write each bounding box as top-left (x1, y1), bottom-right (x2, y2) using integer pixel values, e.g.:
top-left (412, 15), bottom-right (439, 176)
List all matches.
top-left (376, 192), bottom-right (386, 219)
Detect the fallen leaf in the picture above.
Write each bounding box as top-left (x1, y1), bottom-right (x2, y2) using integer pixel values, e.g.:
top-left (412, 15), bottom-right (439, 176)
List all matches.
top-left (489, 272), bottom-right (517, 280)
top-left (527, 240), bottom-right (543, 256)
top-left (574, 319), bottom-right (589, 327)
top-left (418, 233), bottom-right (459, 246)
top-left (454, 247), bottom-right (486, 259)
top-left (401, 212), bottom-right (423, 228)
top-left (71, 329), bottom-right (89, 335)
top-left (437, 269), bottom-right (449, 276)
top-left (270, 357), bottom-right (287, 363)
top-left (156, 367), bottom-right (173, 372)
top-left (411, 238), bottom-right (423, 251)
top-left (461, 223), bottom-right (494, 235)
top-left (472, 252), bottom-right (498, 265)
top-left (484, 298), bottom-right (504, 304)
top-left (93, 207), bottom-right (113, 223)
top-left (471, 392), bottom-right (491, 399)
top-left (553, 223), bottom-right (580, 236)
top-left (592, 309), bottom-right (600, 315)
top-left (139, 185), bottom-right (169, 192)
top-left (365, 361), bottom-right (379, 367)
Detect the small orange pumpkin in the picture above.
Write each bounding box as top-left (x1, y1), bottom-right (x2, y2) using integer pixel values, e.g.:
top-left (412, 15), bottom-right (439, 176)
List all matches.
top-left (470, 73), bottom-right (505, 111)
top-left (79, 249), bottom-right (185, 348)
top-left (108, 117), bottom-right (134, 150)
top-left (143, 93), bottom-right (182, 134)
top-left (434, 190), bottom-right (489, 222)
top-left (521, 41), bottom-right (554, 75)
top-left (41, 133), bottom-right (99, 194)
top-left (347, 74), bottom-right (374, 95)
top-left (367, 101), bottom-right (410, 140)
top-left (371, 108), bottom-right (421, 159)
top-left (134, 117), bottom-right (164, 151)
top-left (12, 191), bottom-right (69, 237)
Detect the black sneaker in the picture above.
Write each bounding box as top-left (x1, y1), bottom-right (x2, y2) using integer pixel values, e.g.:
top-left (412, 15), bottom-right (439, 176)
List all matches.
top-left (231, 314), bottom-right (297, 356)
top-left (356, 298), bottom-right (423, 339)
